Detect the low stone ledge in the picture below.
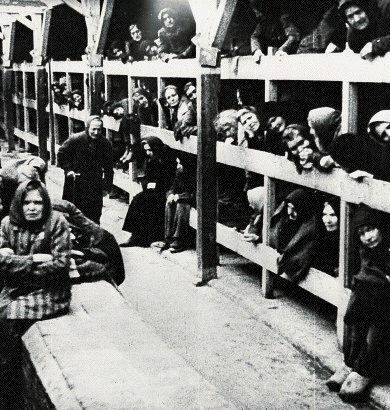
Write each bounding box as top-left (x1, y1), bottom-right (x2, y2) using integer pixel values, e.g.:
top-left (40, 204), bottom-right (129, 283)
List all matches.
top-left (22, 281), bottom-right (234, 410)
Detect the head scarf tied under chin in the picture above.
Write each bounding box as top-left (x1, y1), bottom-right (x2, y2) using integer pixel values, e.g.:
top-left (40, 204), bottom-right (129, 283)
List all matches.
top-left (308, 107), bottom-right (341, 153)
top-left (9, 179), bottom-right (52, 229)
top-left (86, 115), bottom-right (103, 138)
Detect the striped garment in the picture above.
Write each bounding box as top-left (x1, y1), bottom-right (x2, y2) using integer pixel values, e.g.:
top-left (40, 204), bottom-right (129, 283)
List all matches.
top-left (0, 211), bottom-right (71, 320)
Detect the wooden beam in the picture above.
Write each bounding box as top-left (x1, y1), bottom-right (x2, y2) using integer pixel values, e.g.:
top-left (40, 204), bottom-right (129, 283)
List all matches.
top-left (1, 21), bottom-right (16, 66)
top-left (13, 15), bottom-right (36, 31)
top-left (196, 71), bottom-right (220, 285)
top-left (36, 67), bottom-right (49, 161)
top-left (95, 0), bottom-right (114, 55)
top-left (210, 0), bottom-right (238, 49)
top-left (40, 9), bottom-right (52, 60)
top-left (61, 0), bottom-right (84, 15)
top-left (2, 68), bottom-right (15, 151)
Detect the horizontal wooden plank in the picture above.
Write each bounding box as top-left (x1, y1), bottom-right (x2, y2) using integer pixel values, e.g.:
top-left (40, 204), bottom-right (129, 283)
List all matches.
top-left (113, 169), bottom-right (142, 197)
top-left (102, 114), bottom-right (120, 132)
top-left (12, 62), bottom-right (36, 72)
top-left (50, 103), bottom-right (87, 122)
top-left (103, 58), bottom-right (203, 78)
top-left (189, 208), bottom-right (348, 306)
top-left (221, 53), bottom-right (390, 83)
top-left (141, 125), bottom-right (198, 155)
top-left (14, 128), bottom-right (39, 146)
top-left (24, 98), bottom-right (37, 109)
top-left (50, 60), bottom-right (91, 73)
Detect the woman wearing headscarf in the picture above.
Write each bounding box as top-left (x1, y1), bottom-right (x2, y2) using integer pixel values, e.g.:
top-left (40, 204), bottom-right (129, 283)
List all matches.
top-left (120, 136), bottom-right (178, 247)
top-left (332, 0), bottom-right (390, 59)
top-left (328, 110), bottom-right (390, 182)
top-left (326, 204), bottom-right (390, 402)
top-left (305, 107), bottom-right (342, 171)
top-left (313, 196), bottom-right (340, 276)
top-left (269, 188), bottom-right (321, 282)
top-left (0, 180), bottom-right (71, 407)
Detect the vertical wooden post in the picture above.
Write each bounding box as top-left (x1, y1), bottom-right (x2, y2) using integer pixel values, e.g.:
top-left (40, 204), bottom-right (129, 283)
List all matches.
top-left (341, 81), bottom-right (358, 134)
top-left (338, 200), bottom-right (354, 346)
top-left (47, 60), bottom-right (56, 164)
top-left (157, 77), bottom-right (166, 129)
top-left (36, 66), bottom-right (48, 161)
top-left (22, 67), bottom-right (30, 151)
top-left (89, 68), bottom-right (104, 115)
top-left (196, 70), bottom-right (219, 285)
top-left (2, 68), bottom-right (15, 151)
top-left (262, 176), bottom-right (276, 297)
top-left (261, 79), bottom-right (278, 297)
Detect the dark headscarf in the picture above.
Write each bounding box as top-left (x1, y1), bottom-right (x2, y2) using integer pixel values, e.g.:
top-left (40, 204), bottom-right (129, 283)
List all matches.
top-left (132, 87), bottom-right (151, 102)
top-left (285, 188), bottom-right (315, 222)
top-left (338, 0), bottom-right (381, 52)
top-left (308, 107), bottom-right (341, 153)
top-left (85, 115), bottom-right (103, 139)
top-left (141, 136), bottom-right (165, 158)
top-left (9, 179), bottom-right (52, 230)
top-left (323, 195), bottom-right (340, 219)
top-left (353, 203), bottom-right (388, 233)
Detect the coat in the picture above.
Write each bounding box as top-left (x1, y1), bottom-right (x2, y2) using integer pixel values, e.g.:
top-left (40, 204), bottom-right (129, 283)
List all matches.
top-left (0, 181), bottom-right (71, 320)
top-left (269, 189), bottom-right (321, 282)
top-left (157, 24), bottom-right (195, 59)
top-left (57, 125), bottom-right (114, 223)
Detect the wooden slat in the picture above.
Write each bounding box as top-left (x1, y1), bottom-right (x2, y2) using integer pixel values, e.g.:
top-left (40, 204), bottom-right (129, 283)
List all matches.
top-left (95, 0), bottom-right (114, 55)
top-left (221, 53), bottom-right (390, 83)
top-left (102, 59), bottom-right (205, 78)
top-left (189, 208), bottom-right (350, 307)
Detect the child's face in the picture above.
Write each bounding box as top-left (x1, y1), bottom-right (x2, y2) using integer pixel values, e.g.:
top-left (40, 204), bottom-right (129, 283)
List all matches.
top-left (358, 225), bottom-right (383, 248)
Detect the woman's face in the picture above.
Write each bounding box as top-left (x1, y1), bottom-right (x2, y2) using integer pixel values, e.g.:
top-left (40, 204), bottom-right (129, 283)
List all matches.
top-left (373, 121), bottom-right (390, 143)
top-left (130, 25), bottom-right (142, 42)
top-left (357, 225), bottom-right (383, 248)
top-left (143, 143), bottom-right (155, 159)
top-left (162, 13), bottom-right (175, 28)
top-left (267, 116), bottom-right (286, 133)
top-left (345, 5), bottom-right (370, 30)
top-left (165, 88), bottom-right (179, 107)
top-left (134, 93), bottom-right (149, 108)
top-left (240, 112), bottom-right (260, 134)
top-left (287, 202), bottom-right (298, 221)
top-left (322, 203), bottom-right (338, 232)
top-left (23, 189), bottom-right (44, 221)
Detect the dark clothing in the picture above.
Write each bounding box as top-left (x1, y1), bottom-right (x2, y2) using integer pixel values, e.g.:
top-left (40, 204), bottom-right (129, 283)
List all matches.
top-left (157, 24), bottom-right (195, 60)
top-left (164, 152), bottom-right (197, 244)
top-left (333, 0), bottom-right (390, 55)
top-left (313, 230), bottom-right (340, 276)
top-left (269, 189), bottom-right (321, 282)
top-left (52, 199), bottom-right (125, 286)
top-left (57, 131), bottom-right (114, 224)
top-left (343, 206), bottom-right (390, 377)
top-left (328, 132), bottom-right (390, 181)
top-left (122, 139), bottom-right (178, 246)
top-left (124, 39), bottom-right (144, 62)
top-left (251, 3), bottom-right (301, 54)
top-left (297, 4), bottom-right (345, 53)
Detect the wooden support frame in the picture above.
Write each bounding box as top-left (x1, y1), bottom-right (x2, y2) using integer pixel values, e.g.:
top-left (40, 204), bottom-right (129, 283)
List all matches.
top-left (196, 70), bottom-right (220, 285)
top-left (2, 68), bottom-right (15, 151)
top-left (36, 67), bottom-right (48, 161)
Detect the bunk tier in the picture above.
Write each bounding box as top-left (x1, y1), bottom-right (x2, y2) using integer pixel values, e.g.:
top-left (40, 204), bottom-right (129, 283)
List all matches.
top-left (102, 52), bottom-right (390, 316)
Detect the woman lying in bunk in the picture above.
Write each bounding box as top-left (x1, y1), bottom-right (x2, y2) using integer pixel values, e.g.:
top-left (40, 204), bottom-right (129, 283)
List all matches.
top-left (269, 188), bottom-right (322, 282)
top-left (120, 136), bottom-right (178, 247)
top-left (326, 204), bottom-right (390, 403)
top-left (159, 84), bottom-right (197, 141)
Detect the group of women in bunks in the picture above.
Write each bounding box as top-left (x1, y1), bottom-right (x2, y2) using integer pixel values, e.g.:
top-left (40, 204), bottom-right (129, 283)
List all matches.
top-left (40, 0), bottom-right (390, 402)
